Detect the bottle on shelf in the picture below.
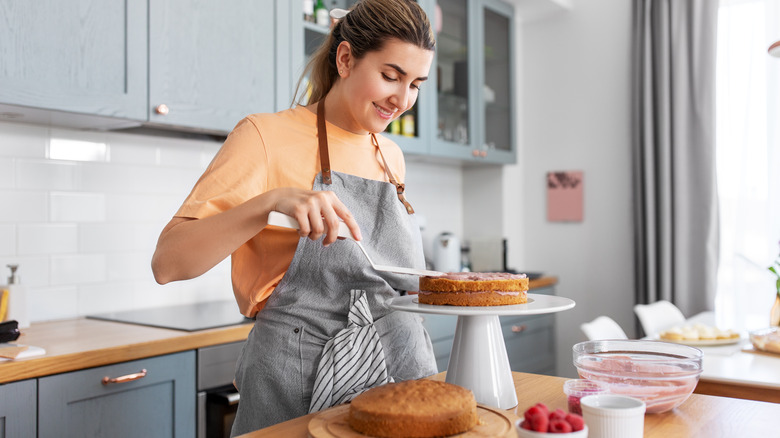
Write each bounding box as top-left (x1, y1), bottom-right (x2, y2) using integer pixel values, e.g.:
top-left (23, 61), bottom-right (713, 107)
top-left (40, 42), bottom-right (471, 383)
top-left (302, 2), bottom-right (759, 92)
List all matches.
top-left (303, 0), bottom-right (314, 23)
top-left (315, 0), bottom-right (330, 27)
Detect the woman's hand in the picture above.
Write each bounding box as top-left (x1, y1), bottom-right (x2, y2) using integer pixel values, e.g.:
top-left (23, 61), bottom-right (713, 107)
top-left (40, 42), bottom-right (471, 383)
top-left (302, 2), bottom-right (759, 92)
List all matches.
top-left (270, 187), bottom-right (362, 245)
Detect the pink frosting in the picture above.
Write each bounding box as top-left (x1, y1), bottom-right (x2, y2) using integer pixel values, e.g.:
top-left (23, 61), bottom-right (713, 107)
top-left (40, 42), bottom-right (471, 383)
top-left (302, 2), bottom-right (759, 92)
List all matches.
top-left (433, 272), bottom-right (528, 281)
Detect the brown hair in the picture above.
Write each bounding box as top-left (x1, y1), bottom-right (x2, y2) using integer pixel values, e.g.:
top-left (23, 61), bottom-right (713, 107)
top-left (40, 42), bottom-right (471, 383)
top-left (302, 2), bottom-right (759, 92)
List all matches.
top-left (292, 0), bottom-right (435, 106)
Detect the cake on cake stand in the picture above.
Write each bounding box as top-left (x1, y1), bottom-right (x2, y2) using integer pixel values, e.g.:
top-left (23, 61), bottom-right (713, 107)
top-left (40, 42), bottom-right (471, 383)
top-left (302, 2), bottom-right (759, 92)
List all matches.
top-left (388, 294), bottom-right (575, 410)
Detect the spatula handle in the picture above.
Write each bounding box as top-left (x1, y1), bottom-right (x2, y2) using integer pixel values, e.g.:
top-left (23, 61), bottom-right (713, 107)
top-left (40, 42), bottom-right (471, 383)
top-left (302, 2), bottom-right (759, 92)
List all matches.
top-left (267, 211), bottom-right (355, 240)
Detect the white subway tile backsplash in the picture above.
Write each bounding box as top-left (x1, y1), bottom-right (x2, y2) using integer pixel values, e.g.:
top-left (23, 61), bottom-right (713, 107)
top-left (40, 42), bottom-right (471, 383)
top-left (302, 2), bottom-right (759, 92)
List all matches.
top-left (0, 224), bottom-right (16, 255)
top-left (50, 254), bottom-right (107, 285)
top-left (106, 193), bottom-right (182, 223)
top-left (17, 159), bottom-right (77, 190)
top-left (158, 139), bottom-right (214, 168)
top-left (28, 286), bottom-right (79, 322)
top-left (0, 158), bottom-right (13, 188)
top-left (0, 121), bottom-right (47, 158)
top-left (50, 192), bottom-right (105, 222)
top-left (109, 133), bottom-right (159, 165)
top-left (107, 251), bottom-right (154, 282)
top-left (18, 223), bottom-right (78, 255)
top-left (77, 282), bottom-right (135, 315)
top-left (0, 191), bottom-right (48, 222)
top-left (79, 223), bottom-right (157, 253)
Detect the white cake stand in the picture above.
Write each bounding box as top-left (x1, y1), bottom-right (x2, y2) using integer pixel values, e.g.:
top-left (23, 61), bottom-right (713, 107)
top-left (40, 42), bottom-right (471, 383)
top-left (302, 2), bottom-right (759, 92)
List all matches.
top-left (388, 293), bottom-right (575, 410)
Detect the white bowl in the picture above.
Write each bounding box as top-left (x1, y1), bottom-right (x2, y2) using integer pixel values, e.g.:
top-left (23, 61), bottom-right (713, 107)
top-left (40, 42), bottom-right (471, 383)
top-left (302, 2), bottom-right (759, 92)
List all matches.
top-left (515, 419), bottom-right (589, 438)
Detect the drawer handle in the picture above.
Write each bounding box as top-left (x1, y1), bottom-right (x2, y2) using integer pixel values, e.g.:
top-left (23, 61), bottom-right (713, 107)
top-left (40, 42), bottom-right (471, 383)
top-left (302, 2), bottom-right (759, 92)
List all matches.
top-left (511, 325), bottom-right (527, 333)
top-left (102, 369), bottom-right (147, 385)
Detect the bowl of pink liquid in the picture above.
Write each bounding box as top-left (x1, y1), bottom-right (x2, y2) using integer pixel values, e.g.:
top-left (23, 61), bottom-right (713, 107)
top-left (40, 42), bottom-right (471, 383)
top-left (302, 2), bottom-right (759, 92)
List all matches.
top-left (572, 340), bottom-right (703, 414)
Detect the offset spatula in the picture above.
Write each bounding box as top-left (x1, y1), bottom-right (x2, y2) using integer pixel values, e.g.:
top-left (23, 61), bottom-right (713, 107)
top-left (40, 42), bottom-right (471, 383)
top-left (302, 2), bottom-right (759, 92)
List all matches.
top-left (267, 211), bottom-right (444, 277)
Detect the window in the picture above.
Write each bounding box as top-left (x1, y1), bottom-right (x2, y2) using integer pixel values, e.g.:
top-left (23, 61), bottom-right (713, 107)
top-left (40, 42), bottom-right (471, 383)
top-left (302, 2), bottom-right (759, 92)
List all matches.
top-left (715, 0), bottom-right (780, 330)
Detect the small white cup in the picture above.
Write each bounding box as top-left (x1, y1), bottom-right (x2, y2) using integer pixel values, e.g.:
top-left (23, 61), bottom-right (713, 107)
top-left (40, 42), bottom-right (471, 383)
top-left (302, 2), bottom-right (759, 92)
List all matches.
top-left (580, 394), bottom-right (645, 438)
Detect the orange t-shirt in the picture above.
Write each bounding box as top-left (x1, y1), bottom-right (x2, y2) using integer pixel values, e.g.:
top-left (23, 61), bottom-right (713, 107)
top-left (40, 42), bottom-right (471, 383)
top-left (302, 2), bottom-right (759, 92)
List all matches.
top-left (174, 106), bottom-right (406, 317)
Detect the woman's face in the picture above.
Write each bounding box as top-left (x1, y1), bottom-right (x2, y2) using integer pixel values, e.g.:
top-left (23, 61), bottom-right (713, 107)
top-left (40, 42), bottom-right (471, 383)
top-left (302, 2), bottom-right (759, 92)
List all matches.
top-left (335, 38), bottom-right (434, 135)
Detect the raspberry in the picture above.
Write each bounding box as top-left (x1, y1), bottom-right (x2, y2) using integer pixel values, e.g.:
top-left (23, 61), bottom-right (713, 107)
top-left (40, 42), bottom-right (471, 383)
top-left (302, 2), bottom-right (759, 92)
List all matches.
top-left (565, 413), bottom-right (585, 431)
top-left (523, 404), bottom-right (546, 422)
top-left (549, 408), bottom-right (567, 421)
top-left (527, 412), bottom-right (549, 432)
top-left (521, 420), bottom-right (533, 430)
top-left (548, 419), bottom-right (573, 433)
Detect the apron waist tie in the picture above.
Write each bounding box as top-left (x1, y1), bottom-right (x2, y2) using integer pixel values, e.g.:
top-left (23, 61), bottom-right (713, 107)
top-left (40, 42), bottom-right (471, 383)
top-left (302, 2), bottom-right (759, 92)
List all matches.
top-left (308, 289), bottom-right (394, 413)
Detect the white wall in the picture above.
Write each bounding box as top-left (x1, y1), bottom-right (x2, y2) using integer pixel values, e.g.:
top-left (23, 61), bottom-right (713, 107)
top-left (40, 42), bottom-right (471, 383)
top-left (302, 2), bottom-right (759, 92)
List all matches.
top-left (515, 0), bottom-right (635, 377)
top-left (0, 120), bottom-right (465, 322)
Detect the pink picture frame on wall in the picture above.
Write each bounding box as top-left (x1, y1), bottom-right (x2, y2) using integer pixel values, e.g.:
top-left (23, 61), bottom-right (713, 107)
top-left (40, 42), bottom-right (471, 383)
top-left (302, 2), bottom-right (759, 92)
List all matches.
top-left (547, 171), bottom-right (584, 222)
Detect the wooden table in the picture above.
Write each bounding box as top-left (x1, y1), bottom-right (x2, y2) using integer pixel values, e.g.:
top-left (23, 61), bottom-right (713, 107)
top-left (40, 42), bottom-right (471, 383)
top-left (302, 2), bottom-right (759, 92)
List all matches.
top-left (244, 371), bottom-right (780, 438)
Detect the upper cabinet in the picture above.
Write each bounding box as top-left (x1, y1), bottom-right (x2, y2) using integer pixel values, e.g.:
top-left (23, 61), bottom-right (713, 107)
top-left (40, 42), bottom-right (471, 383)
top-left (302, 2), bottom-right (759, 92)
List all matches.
top-left (0, 0), bottom-right (516, 163)
top-left (0, 0), bottom-right (148, 123)
top-left (148, 0), bottom-right (277, 133)
top-left (429, 0), bottom-right (515, 164)
top-left (0, 0), bottom-right (278, 134)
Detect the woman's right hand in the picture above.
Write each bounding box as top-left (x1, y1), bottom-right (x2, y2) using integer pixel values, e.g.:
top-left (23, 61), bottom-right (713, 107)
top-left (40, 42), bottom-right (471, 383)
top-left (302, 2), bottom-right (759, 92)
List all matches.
top-left (269, 187), bottom-right (362, 245)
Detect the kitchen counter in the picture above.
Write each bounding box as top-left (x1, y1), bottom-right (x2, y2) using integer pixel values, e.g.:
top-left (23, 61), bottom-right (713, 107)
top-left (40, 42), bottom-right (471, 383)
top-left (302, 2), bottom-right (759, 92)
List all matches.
top-left (0, 317), bottom-right (253, 384)
top-left (245, 371), bottom-right (778, 438)
top-left (0, 277), bottom-right (555, 384)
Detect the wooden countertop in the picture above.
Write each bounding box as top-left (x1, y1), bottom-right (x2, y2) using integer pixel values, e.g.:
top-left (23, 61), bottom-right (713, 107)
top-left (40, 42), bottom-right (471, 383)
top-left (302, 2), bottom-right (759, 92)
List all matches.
top-left (0, 278), bottom-right (555, 384)
top-left (0, 318), bottom-right (253, 383)
top-left (245, 371), bottom-right (778, 438)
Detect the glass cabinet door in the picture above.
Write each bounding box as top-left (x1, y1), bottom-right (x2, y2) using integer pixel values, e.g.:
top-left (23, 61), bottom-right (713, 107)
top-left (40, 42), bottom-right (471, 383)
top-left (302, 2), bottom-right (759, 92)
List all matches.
top-left (435, 0), bottom-right (471, 148)
top-left (481, 1), bottom-right (513, 157)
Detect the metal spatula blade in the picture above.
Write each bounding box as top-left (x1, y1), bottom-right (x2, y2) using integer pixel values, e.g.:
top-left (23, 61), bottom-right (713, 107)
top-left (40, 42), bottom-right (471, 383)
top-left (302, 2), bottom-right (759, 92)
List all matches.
top-left (267, 211), bottom-right (444, 277)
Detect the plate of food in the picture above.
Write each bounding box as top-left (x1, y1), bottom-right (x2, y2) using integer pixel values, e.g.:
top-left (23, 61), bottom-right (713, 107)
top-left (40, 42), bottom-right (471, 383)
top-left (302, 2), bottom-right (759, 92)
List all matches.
top-left (657, 324), bottom-right (741, 346)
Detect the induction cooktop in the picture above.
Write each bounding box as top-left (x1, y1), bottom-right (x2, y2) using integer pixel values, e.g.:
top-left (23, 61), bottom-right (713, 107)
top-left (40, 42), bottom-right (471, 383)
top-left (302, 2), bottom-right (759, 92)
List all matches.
top-left (87, 300), bottom-right (254, 332)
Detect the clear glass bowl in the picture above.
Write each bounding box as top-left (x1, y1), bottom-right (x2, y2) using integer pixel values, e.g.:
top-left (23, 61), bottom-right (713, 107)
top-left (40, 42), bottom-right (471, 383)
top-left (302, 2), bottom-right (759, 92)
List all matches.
top-left (572, 340), bottom-right (702, 414)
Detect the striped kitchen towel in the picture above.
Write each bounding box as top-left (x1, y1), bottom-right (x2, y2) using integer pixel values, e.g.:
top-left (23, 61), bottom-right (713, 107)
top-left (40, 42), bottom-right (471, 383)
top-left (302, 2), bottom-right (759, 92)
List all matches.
top-left (308, 289), bottom-right (394, 413)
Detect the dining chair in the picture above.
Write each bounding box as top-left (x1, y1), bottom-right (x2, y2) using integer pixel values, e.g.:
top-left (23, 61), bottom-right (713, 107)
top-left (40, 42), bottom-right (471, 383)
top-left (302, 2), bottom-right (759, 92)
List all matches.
top-left (633, 300), bottom-right (686, 337)
top-left (580, 316), bottom-right (629, 340)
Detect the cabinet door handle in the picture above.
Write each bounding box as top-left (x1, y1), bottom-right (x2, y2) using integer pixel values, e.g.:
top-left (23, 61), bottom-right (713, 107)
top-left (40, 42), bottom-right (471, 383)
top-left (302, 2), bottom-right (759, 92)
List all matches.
top-left (102, 369), bottom-right (147, 385)
top-left (155, 104), bottom-right (170, 115)
top-left (511, 325), bottom-right (527, 333)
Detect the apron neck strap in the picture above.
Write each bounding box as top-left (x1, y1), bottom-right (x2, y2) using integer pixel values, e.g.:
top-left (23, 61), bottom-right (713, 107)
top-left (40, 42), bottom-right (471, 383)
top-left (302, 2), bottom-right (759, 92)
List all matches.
top-left (371, 133), bottom-right (415, 215)
top-left (315, 99), bottom-right (414, 215)
top-left (317, 100), bottom-right (332, 185)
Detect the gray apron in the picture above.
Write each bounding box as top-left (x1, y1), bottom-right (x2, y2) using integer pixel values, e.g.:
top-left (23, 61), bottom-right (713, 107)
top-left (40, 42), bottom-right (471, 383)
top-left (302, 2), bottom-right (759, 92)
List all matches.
top-left (230, 103), bottom-right (438, 435)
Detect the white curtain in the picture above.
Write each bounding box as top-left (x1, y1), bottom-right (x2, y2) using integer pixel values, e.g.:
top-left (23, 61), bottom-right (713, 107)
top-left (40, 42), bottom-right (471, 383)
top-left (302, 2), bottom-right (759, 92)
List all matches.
top-left (715, 0), bottom-right (780, 331)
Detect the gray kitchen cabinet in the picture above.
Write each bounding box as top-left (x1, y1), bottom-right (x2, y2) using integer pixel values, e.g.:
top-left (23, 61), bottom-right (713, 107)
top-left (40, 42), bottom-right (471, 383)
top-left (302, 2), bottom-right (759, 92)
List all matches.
top-left (0, 0), bottom-right (148, 123)
top-left (0, 379), bottom-right (36, 438)
top-left (0, 0), bottom-right (279, 134)
top-left (148, 0), bottom-right (278, 133)
top-left (430, 0), bottom-right (516, 164)
top-left (38, 351), bottom-right (195, 438)
top-left (421, 286), bottom-right (557, 374)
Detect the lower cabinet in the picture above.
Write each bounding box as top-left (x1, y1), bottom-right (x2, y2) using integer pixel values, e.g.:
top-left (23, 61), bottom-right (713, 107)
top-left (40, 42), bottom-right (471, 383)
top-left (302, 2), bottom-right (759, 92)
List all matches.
top-left (38, 351), bottom-right (195, 438)
top-left (0, 379), bottom-right (36, 438)
top-left (421, 286), bottom-right (557, 375)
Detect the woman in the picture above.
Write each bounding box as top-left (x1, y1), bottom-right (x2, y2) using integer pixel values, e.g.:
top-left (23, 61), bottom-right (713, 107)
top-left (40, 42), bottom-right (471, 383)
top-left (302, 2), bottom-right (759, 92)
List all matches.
top-left (151, 0), bottom-right (438, 433)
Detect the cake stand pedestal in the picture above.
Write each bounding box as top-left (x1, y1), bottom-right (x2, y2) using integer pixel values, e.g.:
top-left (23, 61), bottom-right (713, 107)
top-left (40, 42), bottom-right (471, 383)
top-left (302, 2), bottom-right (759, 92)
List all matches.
top-left (388, 293), bottom-right (575, 410)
